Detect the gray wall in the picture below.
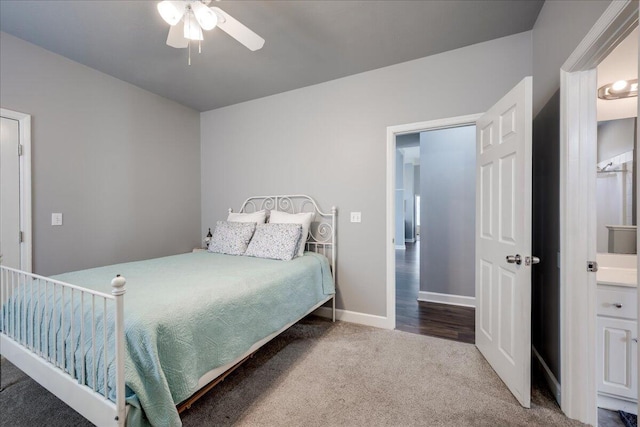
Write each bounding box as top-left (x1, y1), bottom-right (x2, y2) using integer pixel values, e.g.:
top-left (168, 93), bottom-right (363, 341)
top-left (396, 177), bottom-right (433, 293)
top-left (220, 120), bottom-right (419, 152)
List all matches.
top-left (532, 0), bottom-right (611, 116)
top-left (0, 32), bottom-right (201, 276)
top-left (403, 163), bottom-right (416, 242)
top-left (419, 126), bottom-right (476, 297)
top-left (397, 133), bottom-right (420, 243)
top-left (201, 31), bottom-right (532, 316)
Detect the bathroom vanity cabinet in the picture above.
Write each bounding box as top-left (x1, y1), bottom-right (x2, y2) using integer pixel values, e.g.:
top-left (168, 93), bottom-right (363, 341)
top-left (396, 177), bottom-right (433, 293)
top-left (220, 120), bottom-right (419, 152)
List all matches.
top-left (596, 254), bottom-right (638, 414)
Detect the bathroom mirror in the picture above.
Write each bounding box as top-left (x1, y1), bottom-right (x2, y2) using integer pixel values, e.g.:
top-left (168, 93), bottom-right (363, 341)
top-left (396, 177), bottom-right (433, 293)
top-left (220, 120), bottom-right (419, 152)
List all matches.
top-left (596, 117), bottom-right (637, 254)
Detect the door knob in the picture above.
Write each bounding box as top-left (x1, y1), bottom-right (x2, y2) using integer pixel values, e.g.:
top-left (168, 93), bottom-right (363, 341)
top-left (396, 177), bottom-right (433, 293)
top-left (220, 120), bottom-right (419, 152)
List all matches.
top-left (506, 254), bottom-right (522, 265)
top-left (506, 255), bottom-right (541, 266)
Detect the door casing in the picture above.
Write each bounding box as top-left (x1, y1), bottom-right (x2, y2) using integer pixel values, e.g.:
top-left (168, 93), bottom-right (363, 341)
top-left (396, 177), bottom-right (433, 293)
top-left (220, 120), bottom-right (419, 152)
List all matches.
top-left (386, 113), bottom-right (482, 330)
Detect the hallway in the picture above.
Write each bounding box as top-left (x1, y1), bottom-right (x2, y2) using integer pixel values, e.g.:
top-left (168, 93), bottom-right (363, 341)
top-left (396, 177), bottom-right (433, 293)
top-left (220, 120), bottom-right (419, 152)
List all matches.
top-left (395, 242), bottom-right (475, 344)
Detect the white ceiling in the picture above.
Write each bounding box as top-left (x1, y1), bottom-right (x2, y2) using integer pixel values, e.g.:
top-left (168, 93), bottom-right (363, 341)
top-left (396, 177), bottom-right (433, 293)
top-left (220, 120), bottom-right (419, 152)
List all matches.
top-left (597, 27), bottom-right (638, 122)
top-left (0, 0), bottom-right (544, 112)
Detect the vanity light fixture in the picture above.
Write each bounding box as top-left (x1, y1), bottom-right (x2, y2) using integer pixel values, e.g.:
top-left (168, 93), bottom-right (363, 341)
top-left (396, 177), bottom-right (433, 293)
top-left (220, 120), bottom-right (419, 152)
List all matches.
top-left (598, 78), bottom-right (638, 100)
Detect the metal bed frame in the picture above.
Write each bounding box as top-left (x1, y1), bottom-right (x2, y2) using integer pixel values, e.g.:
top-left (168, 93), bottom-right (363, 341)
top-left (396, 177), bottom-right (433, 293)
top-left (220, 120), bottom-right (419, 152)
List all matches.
top-left (0, 194), bottom-right (336, 426)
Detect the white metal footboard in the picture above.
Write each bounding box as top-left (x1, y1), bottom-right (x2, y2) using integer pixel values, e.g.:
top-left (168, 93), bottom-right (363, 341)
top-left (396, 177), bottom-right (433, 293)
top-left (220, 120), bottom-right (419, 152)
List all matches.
top-left (0, 266), bottom-right (127, 426)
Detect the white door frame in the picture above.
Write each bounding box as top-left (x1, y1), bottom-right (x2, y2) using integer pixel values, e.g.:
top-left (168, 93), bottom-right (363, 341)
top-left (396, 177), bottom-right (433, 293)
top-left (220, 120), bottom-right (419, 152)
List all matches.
top-left (559, 1), bottom-right (638, 424)
top-left (0, 108), bottom-right (32, 272)
top-left (386, 113), bottom-right (482, 330)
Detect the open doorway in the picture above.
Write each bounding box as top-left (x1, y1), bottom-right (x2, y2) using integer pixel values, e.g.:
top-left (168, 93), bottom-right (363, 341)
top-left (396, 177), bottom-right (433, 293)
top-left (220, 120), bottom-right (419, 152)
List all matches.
top-left (558, 2), bottom-right (638, 425)
top-left (394, 125), bottom-right (476, 344)
top-left (593, 26), bottom-right (638, 426)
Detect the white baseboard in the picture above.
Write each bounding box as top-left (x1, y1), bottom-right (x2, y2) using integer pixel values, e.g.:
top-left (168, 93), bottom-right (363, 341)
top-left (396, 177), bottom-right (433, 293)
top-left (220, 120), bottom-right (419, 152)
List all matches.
top-left (532, 346), bottom-right (561, 405)
top-left (405, 238), bottom-right (416, 243)
top-left (395, 245), bottom-right (406, 250)
top-left (314, 307), bottom-right (393, 329)
top-left (417, 291), bottom-right (475, 308)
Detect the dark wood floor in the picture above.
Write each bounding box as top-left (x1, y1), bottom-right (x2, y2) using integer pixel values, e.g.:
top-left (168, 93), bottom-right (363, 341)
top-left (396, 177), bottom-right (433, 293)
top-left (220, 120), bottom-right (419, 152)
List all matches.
top-left (395, 241), bottom-right (475, 344)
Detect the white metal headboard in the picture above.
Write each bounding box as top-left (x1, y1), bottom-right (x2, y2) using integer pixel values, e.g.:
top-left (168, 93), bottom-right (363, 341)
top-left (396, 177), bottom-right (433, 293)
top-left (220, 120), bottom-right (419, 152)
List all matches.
top-left (229, 195), bottom-right (337, 273)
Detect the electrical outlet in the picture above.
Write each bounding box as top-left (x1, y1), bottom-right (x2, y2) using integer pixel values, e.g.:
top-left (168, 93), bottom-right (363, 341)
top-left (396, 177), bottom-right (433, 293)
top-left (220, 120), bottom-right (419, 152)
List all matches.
top-left (52, 213), bottom-right (63, 226)
top-left (350, 212), bottom-right (361, 223)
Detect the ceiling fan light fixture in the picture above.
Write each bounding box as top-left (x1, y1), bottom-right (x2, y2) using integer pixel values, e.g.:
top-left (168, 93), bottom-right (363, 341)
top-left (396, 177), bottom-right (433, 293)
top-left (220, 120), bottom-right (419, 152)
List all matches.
top-left (157, 1), bottom-right (185, 26)
top-left (192, 2), bottom-right (218, 31)
top-left (184, 11), bottom-right (203, 41)
top-left (159, 1), bottom-right (265, 62)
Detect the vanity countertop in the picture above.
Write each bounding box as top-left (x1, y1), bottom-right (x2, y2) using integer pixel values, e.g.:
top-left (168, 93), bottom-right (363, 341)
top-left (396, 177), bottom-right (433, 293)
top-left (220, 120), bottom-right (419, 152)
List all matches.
top-left (597, 267), bottom-right (637, 287)
top-left (596, 253), bottom-right (637, 288)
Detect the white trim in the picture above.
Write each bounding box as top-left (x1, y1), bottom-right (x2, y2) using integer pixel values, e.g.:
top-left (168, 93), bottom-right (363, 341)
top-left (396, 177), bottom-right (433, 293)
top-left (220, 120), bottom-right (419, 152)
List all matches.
top-left (532, 346), bottom-right (561, 405)
top-left (395, 245), bottom-right (406, 250)
top-left (560, 68), bottom-right (599, 425)
top-left (562, 0), bottom-right (638, 72)
top-left (314, 307), bottom-right (393, 330)
top-left (386, 113), bottom-right (482, 331)
top-left (417, 291), bottom-right (476, 308)
top-left (0, 108), bottom-right (32, 273)
top-left (558, 1), bottom-right (638, 424)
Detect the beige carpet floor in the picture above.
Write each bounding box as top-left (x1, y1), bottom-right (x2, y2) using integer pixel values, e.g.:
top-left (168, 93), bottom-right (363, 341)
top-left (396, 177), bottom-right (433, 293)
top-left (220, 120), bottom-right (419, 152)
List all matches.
top-left (1, 316), bottom-right (583, 426)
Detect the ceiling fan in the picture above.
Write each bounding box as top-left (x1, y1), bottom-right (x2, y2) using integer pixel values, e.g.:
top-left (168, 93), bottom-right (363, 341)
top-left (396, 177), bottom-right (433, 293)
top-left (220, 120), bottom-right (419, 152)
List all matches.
top-left (157, 0), bottom-right (265, 63)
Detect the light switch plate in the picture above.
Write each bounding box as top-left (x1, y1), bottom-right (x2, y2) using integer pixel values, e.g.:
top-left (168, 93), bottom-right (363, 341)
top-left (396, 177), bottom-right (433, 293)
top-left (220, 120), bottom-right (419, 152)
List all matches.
top-left (350, 212), bottom-right (361, 223)
top-left (52, 213), bottom-right (63, 226)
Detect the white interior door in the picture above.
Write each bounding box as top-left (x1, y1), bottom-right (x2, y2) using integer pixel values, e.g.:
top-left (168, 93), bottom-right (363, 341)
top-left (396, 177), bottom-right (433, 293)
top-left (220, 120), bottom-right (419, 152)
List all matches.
top-left (475, 76), bottom-right (533, 407)
top-left (0, 116), bottom-right (21, 269)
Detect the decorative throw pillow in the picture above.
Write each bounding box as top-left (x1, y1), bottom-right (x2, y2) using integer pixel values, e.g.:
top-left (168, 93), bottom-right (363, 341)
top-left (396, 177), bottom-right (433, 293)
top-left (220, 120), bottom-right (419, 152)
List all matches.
top-left (268, 210), bottom-right (315, 257)
top-left (207, 221), bottom-right (256, 256)
top-left (244, 223), bottom-right (302, 261)
top-left (227, 210), bottom-right (267, 225)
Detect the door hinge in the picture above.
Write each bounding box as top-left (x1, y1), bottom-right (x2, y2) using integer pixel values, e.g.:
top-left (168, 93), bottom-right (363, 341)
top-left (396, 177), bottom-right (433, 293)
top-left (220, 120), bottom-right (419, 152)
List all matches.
top-left (18, 144), bottom-right (23, 156)
top-left (587, 261), bottom-right (598, 272)
top-left (19, 231), bottom-right (23, 243)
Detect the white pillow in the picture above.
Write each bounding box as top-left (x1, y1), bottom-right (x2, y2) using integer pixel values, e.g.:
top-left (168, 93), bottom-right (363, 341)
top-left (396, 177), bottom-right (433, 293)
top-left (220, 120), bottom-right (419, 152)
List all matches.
top-left (208, 221), bottom-right (256, 256)
top-left (244, 223), bottom-right (302, 261)
top-left (269, 210), bottom-right (315, 257)
top-left (227, 209), bottom-right (267, 224)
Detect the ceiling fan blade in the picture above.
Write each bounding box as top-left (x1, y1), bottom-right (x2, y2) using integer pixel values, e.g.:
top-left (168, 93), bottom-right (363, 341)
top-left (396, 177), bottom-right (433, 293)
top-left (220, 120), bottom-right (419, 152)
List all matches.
top-left (211, 7), bottom-right (265, 51)
top-left (167, 23), bottom-right (188, 48)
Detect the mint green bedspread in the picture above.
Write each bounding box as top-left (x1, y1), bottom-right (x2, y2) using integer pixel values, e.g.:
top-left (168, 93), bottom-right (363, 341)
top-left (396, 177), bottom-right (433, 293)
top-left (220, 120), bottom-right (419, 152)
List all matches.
top-left (48, 251), bottom-right (334, 427)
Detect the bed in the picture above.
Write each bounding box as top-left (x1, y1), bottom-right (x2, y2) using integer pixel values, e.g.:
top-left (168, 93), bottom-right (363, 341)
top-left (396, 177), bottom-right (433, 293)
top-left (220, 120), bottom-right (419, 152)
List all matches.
top-left (0, 195), bottom-right (337, 427)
